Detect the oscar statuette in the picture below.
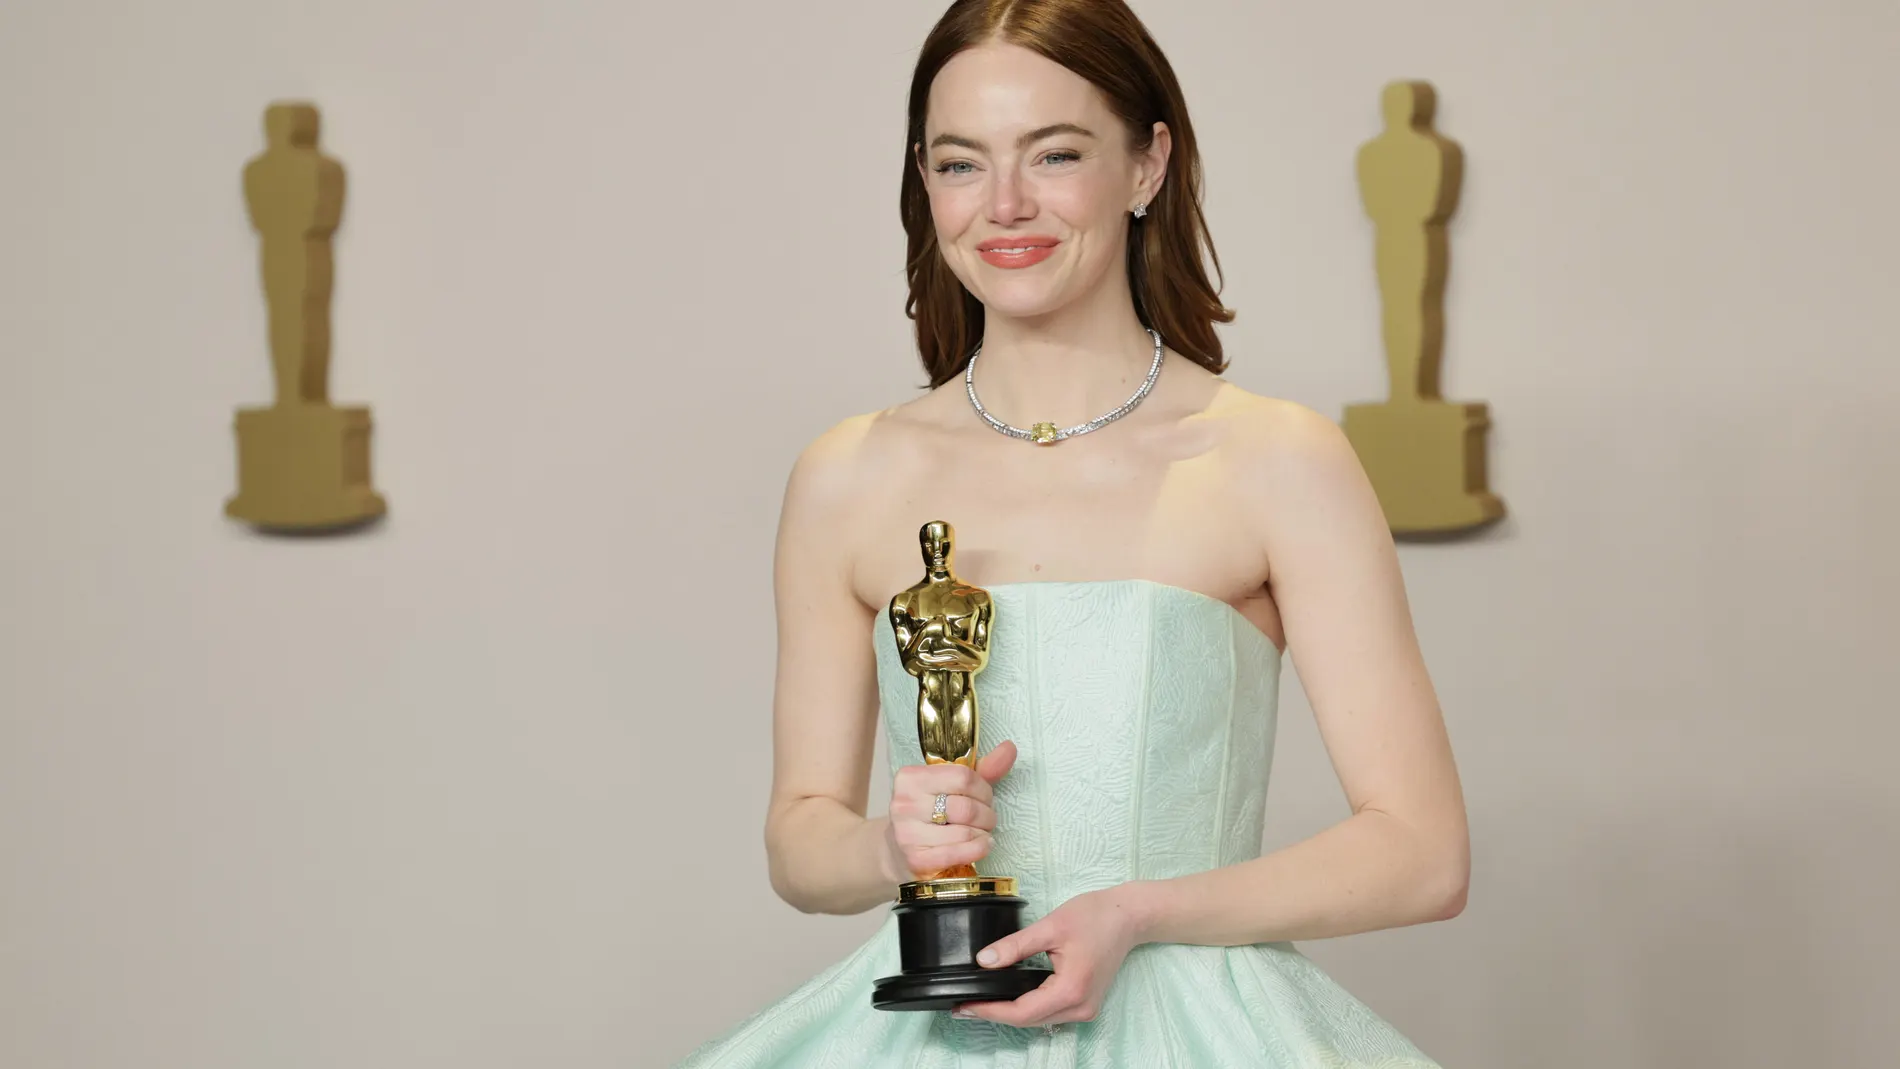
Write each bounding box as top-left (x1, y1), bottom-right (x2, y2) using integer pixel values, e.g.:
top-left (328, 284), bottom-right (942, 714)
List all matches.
top-left (1342, 80), bottom-right (1503, 536)
top-left (225, 102), bottom-right (387, 532)
top-left (871, 522), bottom-right (1051, 1011)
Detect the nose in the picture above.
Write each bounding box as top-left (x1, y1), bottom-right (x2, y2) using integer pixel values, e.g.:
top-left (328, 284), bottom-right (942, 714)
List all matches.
top-left (986, 165), bottom-right (1037, 226)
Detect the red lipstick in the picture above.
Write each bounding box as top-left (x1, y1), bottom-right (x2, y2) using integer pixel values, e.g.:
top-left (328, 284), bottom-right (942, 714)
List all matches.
top-left (976, 235), bottom-right (1060, 269)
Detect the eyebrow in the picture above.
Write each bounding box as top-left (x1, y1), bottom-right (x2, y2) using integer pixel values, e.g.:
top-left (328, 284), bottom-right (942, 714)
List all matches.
top-left (927, 122), bottom-right (1097, 152)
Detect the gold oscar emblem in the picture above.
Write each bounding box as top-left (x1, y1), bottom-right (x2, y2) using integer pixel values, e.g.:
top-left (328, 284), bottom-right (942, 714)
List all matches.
top-left (225, 102), bottom-right (387, 532)
top-left (890, 521), bottom-right (990, 881)
top-left (873, 521), bottom-right (1050, 1011)
top-left (1343, 81), bottom-right (1504, 536)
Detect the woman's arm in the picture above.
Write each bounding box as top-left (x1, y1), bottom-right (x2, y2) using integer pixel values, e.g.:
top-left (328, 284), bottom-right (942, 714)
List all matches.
top-left (760, 421), bottom-right (907, 915)
top-left (1127, 403), bottom-right (1469, 945)
top-left (958, 401), bottom-right (1468, 1029)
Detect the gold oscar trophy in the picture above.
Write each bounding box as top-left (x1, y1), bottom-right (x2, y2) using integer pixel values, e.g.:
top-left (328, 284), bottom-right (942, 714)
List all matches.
top-left (225, 102), bottom-right (387, 532)
top-left (871, 521), bottom-right (1050, 1011)
top-left (1342, 81), bottom-right (1504, 536)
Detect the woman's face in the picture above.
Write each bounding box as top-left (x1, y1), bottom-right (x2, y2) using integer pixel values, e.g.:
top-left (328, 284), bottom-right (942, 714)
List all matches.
top-left (919, 43), bottom-right (1166, 322)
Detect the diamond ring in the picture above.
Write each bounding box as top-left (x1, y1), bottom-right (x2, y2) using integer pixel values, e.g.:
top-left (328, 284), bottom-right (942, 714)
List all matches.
top-left (930, 793), bottom-right (949, 825)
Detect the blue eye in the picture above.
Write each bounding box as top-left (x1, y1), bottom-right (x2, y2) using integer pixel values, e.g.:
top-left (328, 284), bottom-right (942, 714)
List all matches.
top-left (1040, 151), bottom-right (1079, 165)
top-left (935, 161), bottom-right (975, 175)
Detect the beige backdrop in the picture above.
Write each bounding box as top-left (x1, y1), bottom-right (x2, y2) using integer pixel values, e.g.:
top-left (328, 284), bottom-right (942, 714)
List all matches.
top-left (3, 1), bottom-right (1897, 1067)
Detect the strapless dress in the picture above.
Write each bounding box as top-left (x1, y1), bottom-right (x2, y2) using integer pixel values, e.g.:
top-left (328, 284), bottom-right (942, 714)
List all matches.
top-left (678, 579), bottom-right (1443, 1068)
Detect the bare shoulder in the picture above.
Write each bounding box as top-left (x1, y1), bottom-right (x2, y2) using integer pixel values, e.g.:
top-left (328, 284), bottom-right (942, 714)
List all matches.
top-left (777, 393), bottom-right (957, 586)
top-left (1186, 382), bottom-right (1399, 643)
top-left (782, 392), bottom-right (951, 506)
top-left (774, 411), bottom-right (892, 602)
top-left (1203, 382), bottom-right (1368, 486)
top-left (782, 411), bottom-right (878, 509)
top-left (1196, 381), bottom-right (1391, 566)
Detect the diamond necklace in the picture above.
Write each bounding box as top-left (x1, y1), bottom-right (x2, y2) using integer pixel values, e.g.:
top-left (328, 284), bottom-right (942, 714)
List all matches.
top-left (964, 328), bottom-right (1165, 445)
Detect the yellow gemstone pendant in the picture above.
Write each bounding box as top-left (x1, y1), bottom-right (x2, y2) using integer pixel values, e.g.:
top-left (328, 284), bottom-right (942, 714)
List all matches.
top-left (1030, 422), bottom-right (1059, 444)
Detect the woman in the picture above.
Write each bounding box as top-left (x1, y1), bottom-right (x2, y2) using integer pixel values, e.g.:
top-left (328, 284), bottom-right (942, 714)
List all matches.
top-left (679, 1), bottom-right (1467, 1065)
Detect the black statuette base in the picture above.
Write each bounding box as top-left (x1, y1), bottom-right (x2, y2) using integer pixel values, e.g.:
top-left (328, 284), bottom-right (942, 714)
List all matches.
top-left (872, 893), bottom-right (1052, 1011)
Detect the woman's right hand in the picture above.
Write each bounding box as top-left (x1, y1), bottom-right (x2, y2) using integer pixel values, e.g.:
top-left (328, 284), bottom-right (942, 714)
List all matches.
top-left (882, 740), bottom-right (1018, 881)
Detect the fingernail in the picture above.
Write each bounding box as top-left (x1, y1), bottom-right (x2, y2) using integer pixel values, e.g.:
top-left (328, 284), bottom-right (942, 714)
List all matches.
top-left (976, 949), bottom-right (998, 966)
top-left (952, 1008), bottom-right (977, 1020)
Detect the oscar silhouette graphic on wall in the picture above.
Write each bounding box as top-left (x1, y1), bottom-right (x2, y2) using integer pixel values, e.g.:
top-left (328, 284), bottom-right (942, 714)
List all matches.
top-left (225, 102), bottom-right (386, 532)
top-left (1343, 81), bottom-right (1503, 536)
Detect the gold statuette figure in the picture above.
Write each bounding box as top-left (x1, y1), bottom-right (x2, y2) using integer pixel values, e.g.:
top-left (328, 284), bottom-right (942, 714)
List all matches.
top-left (889, 521), bottom-right (991, 879)
top-left (872, 521), bottom-right (1048, 1011)
top-left (1343, 81), bottom-right (1504, 536)
top-left (225, 102), bottom-right (387, 532)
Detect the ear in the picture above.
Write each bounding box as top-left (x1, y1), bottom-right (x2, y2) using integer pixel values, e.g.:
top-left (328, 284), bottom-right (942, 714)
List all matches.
top-left (1136, 121), bottom-right (1172, 207)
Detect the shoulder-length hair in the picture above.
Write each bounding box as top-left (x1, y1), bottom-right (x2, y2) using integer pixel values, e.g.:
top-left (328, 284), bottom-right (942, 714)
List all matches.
top-left (902, 0), bottom-right (1234, 388)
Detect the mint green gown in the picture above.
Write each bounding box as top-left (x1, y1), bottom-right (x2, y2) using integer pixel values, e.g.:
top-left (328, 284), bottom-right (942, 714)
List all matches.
top-left (678, 580), bottom-right (1443, 1068)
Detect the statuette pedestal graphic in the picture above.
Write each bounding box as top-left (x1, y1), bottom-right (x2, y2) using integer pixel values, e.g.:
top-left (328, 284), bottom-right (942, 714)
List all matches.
top-left (1343, 81), bottom-right (1503, 536)
top-left (225, 102), bottom-right (386, 532)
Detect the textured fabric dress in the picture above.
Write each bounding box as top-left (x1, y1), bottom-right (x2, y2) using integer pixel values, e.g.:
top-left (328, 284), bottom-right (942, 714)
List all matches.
top-left (678, 579), bottom-right (1443, 1068)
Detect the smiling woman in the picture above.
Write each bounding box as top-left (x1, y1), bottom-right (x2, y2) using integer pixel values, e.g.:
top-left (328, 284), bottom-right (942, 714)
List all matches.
top-left (676, 1), bottom-right (1466, 1066)
top-left (901, 0), bottom-right (1233, 390)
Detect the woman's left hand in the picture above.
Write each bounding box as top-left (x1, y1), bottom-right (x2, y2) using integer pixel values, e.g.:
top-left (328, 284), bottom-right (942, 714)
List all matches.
top-left (952, 885), bottom-right (1147, 1027)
